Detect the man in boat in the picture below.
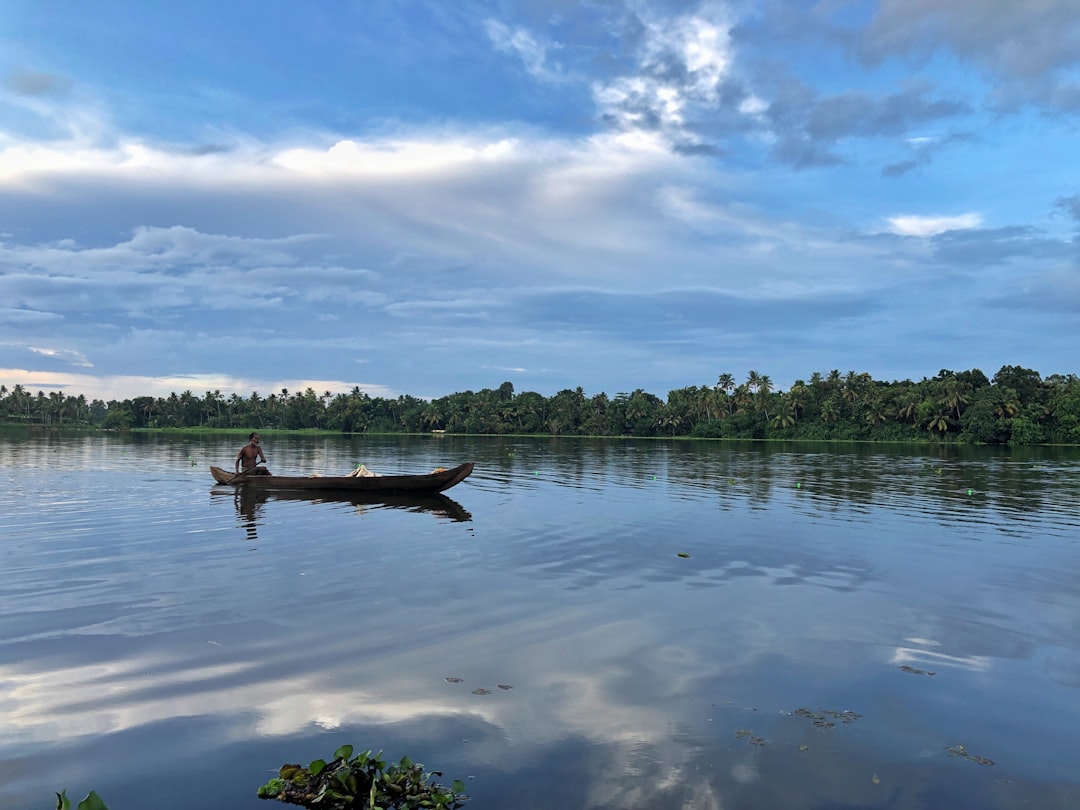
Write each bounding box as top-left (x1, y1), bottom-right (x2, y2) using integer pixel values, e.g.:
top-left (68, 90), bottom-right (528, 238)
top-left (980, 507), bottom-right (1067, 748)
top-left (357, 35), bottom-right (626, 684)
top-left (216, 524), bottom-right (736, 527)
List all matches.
top-left (235, 432), bottom-right (272, 475)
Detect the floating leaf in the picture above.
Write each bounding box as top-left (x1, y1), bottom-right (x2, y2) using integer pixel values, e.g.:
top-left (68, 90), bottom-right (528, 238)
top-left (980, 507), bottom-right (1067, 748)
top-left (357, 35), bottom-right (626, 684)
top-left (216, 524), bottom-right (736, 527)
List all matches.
top-left (334, 744), bottom-right (354, 761)
top-left (445, 676), bottom-right (464, 683)
top-left (472, 687), bottom-right (492, 695)
top-left (793, 707), bottom-right (862, 728)
top-left (497, 684), bottom-right (513, 690)
top-left (946, 744), bottom-right (995, 766)
top-left (677, 552), bottom-right (690, 558)
top-left (899, 665), bottom-right (937, 676)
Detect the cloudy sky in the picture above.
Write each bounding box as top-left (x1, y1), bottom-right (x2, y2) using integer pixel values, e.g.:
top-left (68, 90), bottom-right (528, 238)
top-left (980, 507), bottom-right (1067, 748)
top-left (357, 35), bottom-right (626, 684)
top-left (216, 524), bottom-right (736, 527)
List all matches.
top-left (1, 1), bottom-right (1078, 402)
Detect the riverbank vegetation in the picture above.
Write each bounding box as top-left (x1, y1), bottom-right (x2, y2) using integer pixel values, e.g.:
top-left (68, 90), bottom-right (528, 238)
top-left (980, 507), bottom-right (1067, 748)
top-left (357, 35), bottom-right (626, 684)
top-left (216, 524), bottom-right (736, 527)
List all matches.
top-left (4, 365), bottom-right (1079, 444)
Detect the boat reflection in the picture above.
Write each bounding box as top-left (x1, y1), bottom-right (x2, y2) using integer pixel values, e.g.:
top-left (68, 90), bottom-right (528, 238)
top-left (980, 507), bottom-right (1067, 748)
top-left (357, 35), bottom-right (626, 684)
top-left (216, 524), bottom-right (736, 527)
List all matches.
top-left (212, 487), bottom-right (472, 541)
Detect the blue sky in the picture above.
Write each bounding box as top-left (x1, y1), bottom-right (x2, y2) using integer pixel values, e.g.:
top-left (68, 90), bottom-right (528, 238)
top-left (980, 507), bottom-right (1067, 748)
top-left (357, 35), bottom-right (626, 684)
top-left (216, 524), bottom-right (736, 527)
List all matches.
top-left (1, 1), bottom-right (1078, 402)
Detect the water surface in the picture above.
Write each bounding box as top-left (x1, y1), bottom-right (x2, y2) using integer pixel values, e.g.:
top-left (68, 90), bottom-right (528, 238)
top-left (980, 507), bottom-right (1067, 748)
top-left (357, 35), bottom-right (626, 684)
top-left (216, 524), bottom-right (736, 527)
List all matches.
top-left (1, 432), bottom-right (1078, 809)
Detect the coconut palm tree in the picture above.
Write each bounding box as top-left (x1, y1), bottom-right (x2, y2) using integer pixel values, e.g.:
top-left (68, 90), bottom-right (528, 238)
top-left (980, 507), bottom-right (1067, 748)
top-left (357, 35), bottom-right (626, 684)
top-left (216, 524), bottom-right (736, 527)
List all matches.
top-left (926, 412), bottom-right (951, 435)
top-left (864, 400), bottom-right (888, 427)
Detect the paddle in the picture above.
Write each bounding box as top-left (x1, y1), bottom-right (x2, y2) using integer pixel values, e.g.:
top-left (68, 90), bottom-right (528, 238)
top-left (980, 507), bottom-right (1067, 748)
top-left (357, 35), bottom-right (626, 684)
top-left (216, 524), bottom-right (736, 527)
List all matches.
top-left (223, 461), bottom-right (265, 484)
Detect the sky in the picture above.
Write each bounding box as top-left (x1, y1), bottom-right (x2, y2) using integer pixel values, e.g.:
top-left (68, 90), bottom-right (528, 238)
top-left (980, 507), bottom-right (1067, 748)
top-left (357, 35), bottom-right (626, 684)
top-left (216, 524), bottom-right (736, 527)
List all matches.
top-left (1, 0), bottom-right (1078, 403)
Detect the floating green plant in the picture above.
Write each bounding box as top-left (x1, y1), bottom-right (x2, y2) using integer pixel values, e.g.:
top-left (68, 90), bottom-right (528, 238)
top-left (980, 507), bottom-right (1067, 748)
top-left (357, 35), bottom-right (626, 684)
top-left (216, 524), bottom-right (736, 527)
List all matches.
top-left (792, 707), bottom-right (863, 728)
top-left (56, 791), bottom-right (109, 810)
top-left (257, 744), bottom-right (467, 809)
top-left (945, 744), bottom-right (995, 766)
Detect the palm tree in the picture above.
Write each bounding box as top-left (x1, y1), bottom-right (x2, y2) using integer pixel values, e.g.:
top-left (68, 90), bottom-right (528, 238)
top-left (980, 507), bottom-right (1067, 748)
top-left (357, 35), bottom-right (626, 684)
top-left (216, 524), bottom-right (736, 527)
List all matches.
top-left (754, 374), bottom-right (773, 420)
top-left (787, 382), bottom-right (807, 422)
top-left (821, 399), bottom-right (840, 423)
top-left (772, 406), bottom-right (796, 430)
top-left (926, 412), bottom-right (950, 435)
top-left (715, 373), bottom-right (736, 417)
top-left (994, 395), bottom-right (1019, 419)
top-left (732, 384), bottom-right (752, 416)
top-left (864, 400), bottom-right (888, 427)
top-left (842, 371), bottom-right (861, 414)
top-left (939, 375), bottom-right (970, 420)
top-left (695, 386), bottom-right (716, 421)
top-left (895, 396), bottom-right (918, 424)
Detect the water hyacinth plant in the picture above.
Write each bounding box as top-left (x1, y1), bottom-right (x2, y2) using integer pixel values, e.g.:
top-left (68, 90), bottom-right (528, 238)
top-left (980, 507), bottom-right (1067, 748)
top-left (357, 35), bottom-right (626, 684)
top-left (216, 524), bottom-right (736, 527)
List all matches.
top-left (56, 791), bottom-right (109, 810)
top-left (55, 744), bottom-right (464, 810)
top-left (257, 744), bottom-right (467, 809)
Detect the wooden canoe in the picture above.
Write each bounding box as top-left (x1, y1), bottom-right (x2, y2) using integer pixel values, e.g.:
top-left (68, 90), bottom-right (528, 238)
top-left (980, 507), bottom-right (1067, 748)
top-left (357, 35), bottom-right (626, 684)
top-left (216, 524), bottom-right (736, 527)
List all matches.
top-left (209, 462), bottom-right (474, 493)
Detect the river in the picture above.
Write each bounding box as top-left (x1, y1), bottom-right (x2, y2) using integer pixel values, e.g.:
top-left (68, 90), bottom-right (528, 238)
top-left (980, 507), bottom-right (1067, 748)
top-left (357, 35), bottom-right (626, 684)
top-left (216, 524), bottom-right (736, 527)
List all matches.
top-left (1, 431), bottom-right (1078, 809)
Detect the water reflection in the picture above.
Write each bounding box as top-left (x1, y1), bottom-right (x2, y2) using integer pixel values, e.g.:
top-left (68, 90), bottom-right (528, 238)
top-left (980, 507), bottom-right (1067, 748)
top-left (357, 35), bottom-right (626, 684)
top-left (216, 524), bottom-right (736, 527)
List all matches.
top-left (2, 432), bottom-right (1080, 810)
top-left (212, 487), bottom-right (472, 541)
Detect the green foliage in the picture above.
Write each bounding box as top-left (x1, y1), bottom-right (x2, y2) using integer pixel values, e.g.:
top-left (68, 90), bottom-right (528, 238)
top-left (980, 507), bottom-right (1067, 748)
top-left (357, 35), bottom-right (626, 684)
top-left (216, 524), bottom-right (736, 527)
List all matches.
top-left (56, 790), bottom-right (109, 810)
top-left (3, 368), bottom-right (1079, 444)
top-left (257, 745), bottom-right (467, 809)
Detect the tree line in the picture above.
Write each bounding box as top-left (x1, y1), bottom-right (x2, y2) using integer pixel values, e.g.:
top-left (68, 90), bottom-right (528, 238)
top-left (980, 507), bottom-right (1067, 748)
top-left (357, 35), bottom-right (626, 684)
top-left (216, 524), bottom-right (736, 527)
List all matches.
top-left (2, 365), bottom-right (1079, 445)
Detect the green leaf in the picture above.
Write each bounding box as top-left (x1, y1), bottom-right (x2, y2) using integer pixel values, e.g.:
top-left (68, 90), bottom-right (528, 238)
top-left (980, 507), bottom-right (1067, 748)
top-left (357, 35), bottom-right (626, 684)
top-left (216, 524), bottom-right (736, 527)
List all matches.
top-left (77, 792), bottom-right (110, 810)
top-left (451, 780), bottom-right (466, 793)
top-left (308, 758), bottom-right (327, 776)
top-left (257, 778), bottom-right (287, 798)
top-left (56, 790), bottom-right (71, 810)
top-left (334, 744), bottom-right (354, 761)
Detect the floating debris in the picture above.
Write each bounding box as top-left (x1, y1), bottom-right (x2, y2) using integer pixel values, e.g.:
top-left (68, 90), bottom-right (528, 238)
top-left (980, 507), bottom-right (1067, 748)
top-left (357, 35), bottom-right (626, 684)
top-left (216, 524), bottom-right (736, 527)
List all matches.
top-left (792, 707), bottom-right (862, 729)
top-left (445, 677), bottom-right (464, 684)
top-left (677, 552), bottom-right (690, 558)
top-left (946, 744), bottom-right (995, 766)
top-left (496, 684), bottom-right (513, 690)
top-left (734, 730), bottom-right (765, 746)
top-left (471, 688), bottom-right (492, 696)
top-left (899, 665), bottom-right (937, 676)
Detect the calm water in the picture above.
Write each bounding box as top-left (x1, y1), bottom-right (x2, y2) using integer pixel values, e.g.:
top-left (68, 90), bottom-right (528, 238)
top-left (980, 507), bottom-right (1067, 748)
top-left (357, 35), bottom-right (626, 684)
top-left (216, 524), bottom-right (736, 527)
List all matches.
top-left (1, 431), bottom-right (1078, 810)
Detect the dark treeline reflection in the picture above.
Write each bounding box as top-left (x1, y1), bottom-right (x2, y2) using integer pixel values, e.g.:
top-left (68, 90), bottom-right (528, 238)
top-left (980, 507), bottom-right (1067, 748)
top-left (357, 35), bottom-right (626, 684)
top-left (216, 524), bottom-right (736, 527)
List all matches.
top-left (3, 364), bottom-right (1080, 445)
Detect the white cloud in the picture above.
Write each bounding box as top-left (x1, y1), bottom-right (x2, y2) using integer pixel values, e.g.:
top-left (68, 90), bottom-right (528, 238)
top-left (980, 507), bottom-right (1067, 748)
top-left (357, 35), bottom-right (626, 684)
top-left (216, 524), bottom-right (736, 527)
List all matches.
top-left (592, 7), bottom-right (736, 142)
top-left (887, 213), bottom-right (983, 237)
top-left (484, 19), bottom-right (566, 83)
top-left (273, 136), bottom-right (520, 178)
top-left (28, 346), bottom-right (92, 367)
